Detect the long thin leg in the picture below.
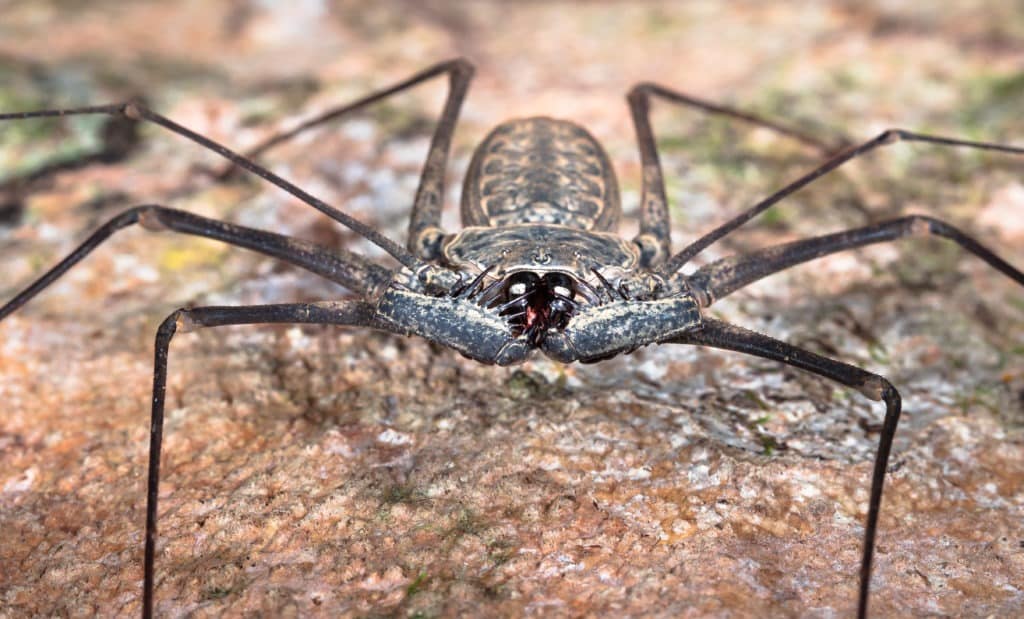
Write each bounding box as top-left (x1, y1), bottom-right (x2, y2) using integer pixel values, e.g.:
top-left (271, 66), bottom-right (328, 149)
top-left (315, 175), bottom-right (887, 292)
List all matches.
top-left (0, 102), bottom-right (419, 268)
top-left (626, 82), bottom-right (849, 267)
top-left (213, 58), bottom-right (474, 259)
top-left (404, 60), bottom-right (473, 258)
top-left (688, 215), bottom-right (1024, 306)
top-left (144, 301), bottom-right (390, 618)
top-left (661, 129), bottom-right (1024, 276)
top-left (220, 59), bottom-right (472, 169)
top-left (0, 204), bottom-right (392, 321)
top-left (630, 82), bottom-right (848, 155)
top-left (672, 318), bottom-right (902, 619)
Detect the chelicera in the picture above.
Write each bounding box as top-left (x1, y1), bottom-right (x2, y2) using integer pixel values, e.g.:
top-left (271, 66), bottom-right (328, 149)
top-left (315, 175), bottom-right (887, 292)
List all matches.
top-left (2, 58), bottom-right (1023, 618)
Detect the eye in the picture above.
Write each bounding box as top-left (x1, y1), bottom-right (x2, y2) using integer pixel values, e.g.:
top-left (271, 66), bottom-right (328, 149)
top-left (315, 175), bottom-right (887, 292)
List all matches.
top-left (505, 271), bottom-right (540, 298)
top-left (542, 272), bottom-right (576, 299)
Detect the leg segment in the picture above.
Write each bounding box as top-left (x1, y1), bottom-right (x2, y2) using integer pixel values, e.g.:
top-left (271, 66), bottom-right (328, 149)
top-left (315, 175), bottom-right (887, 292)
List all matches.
top-left (406, 60), bottom-right (474, 259)
top-left (0, 204), bottom-right (392, 321)
top-left (213, 58), bottom-right (474, 260)
top-left (0, 102), bottom-right (418, 268)
top-left (688, 215), bottom-right (1024, 306)
top-left (144, 301), bottom-right (389, 618)
top-left (672, 318), bottom-right (902, 619)
top-left (662, 129), bottom-right (1024, 276)
top-left (630, 82), bottom-right (847, 155)
top-left (220, 59), bottom-right (473, 168)
top-left (626, 82), bottom-right (848, 267)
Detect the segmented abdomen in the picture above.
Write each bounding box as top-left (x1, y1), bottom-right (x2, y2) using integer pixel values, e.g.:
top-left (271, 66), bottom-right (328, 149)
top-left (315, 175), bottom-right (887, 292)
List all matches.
top-left (461, 117), bottom-right (620, 231)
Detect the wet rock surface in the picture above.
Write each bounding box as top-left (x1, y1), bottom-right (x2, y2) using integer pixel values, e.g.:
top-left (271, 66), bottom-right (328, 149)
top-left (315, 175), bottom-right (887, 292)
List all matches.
top-left (1, 2), bottom-right (1023, 617)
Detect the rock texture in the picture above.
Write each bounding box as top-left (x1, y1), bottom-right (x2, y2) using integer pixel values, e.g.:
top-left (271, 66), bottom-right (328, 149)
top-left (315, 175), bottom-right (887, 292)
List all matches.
top-left (1, 2), bottom-right (1023, 617)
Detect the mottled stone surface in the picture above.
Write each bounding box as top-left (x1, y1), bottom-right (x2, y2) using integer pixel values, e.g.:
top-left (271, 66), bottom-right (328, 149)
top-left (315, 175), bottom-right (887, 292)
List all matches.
top-left (1, 2), bottom-right (1023, 617)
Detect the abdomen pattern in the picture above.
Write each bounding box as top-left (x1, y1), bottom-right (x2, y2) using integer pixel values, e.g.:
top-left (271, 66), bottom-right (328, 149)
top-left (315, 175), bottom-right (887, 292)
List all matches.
top-left (461, 117), bottom-right (620, 231)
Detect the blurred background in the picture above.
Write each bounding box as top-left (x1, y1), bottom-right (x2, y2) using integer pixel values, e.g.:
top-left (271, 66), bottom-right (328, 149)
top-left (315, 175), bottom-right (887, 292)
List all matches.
top-left (1, 1), bottom-right (1022, 616)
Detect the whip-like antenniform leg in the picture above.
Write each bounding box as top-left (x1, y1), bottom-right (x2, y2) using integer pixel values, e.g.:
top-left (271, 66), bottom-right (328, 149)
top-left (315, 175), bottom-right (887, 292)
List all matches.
top-left (1, 58), bottom-right (481, 315)
top-left (626, 82), bottom-right (848, 267)
top-left (673, 319), bottom-right (902, 619)
top-left (688, 215), bottom-right (1024, 305)
top-left (0, 205), bottom-right (391, 321)
top-left (212, 58), bottom-right (475, 259)
top-left (0, 102), bottom-right (419, 268)
top-left (144, 301), bottom-right (391, 618)
top-left (662, 129), bottom-right (1024, 276)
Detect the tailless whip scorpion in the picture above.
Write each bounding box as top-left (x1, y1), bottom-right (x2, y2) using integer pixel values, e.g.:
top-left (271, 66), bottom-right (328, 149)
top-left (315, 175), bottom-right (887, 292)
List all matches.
top-left (2, 59), bottom-right (1023, 617)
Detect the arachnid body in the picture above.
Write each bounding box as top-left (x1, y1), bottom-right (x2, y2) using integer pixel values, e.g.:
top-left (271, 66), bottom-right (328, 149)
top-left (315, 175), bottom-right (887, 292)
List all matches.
top-left (2, 59), bottom-right (1023, 618)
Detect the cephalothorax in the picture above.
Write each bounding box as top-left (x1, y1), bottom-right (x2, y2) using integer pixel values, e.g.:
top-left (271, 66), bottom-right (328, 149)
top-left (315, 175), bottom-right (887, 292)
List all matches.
top-left (384, 116), bottom-right (697, 366)
top-left (2, 59), bottom-right (1023, 618)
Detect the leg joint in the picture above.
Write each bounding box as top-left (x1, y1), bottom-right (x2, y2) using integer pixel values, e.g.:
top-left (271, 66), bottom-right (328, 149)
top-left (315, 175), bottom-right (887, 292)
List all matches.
top-left (856, 374), bottom-right (894, 401)
top-left (161, 308), bottom-right (198, 335)
top-left (878, 128), bottom-right (909, 145)
top-left (447, 57), bottom-right (476, 79)
top-left (627, 82), bottom-right (655, 105)
top-left (634, 233), bottom-right (669, 268)
top-left (121, 99), bottom-right (147, 121)
top-left (899, 214), bottom-right (945, 237)
top-left (410, 225), bottom-right (446, 261)
top-left (132, 204), bottom-right (170, 231)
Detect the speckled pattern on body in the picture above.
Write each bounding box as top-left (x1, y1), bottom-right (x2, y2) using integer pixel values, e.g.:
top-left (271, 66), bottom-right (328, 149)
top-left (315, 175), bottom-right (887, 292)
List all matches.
top-left (462, 117), bottom-right (620, 230)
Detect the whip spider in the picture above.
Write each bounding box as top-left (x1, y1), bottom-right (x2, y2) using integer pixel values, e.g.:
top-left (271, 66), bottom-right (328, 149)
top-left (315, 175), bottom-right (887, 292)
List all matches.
top-left (2, 59), bottom-right (1022, 617)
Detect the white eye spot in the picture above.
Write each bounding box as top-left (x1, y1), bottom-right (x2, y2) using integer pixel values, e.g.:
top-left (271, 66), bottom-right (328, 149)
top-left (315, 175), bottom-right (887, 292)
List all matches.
top-left (510, 283), bottom-right (527, 295)
top-left (553, 286), bottom-right (572, 298)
